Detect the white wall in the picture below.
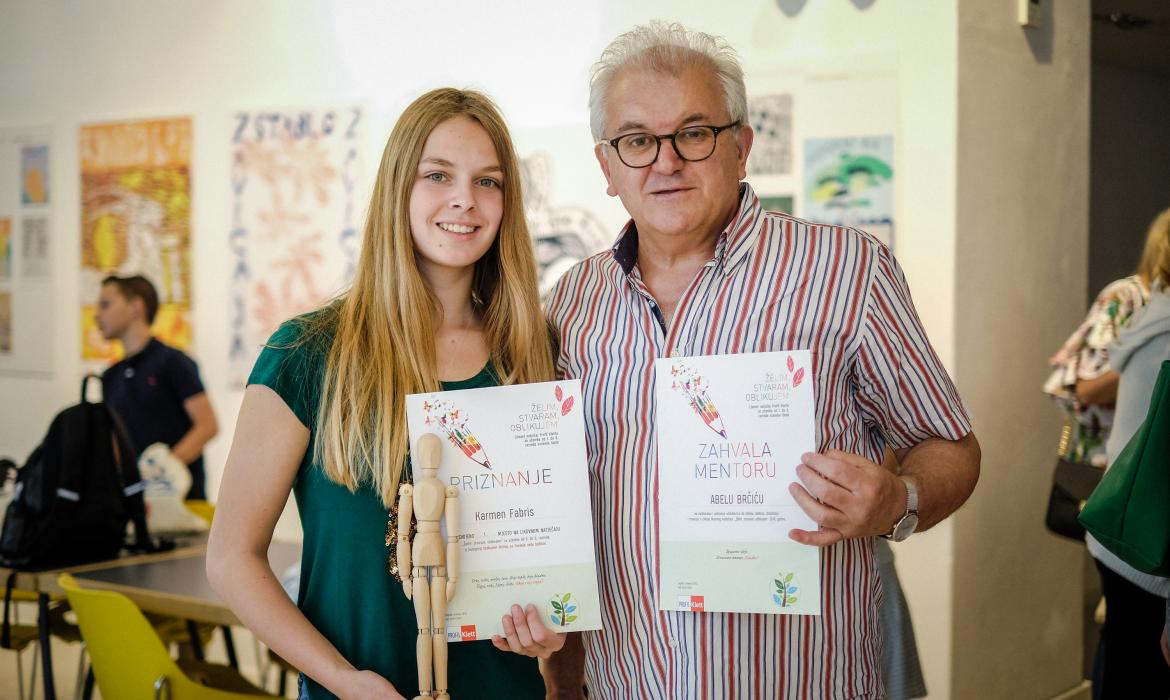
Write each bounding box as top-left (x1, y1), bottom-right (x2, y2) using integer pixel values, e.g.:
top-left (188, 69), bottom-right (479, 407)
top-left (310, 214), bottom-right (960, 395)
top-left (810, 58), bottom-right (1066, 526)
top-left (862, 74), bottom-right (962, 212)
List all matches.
top-left (0, 2), bottom-right (1092, 697)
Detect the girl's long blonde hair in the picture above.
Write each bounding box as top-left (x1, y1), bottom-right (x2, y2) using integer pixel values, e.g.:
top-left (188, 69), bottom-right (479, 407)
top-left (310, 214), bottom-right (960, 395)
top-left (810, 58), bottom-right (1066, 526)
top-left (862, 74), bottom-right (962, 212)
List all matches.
top-left (301, 88), bottom-right (554, 506)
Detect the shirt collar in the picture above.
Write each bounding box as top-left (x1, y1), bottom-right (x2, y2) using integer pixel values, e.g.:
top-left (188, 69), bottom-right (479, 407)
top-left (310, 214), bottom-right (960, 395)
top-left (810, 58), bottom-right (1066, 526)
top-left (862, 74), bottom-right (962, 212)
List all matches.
top-left (610, 183), bottom-right (764, 278)
top-left (124, 336), bottom-right (161, 363)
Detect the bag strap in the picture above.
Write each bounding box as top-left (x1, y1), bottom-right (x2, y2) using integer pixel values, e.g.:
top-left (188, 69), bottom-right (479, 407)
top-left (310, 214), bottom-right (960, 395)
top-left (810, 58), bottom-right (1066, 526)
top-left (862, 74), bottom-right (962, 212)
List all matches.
top-left (55, 372), bottom-right (107, 497)
top-left (107, 407), bottom-right (154, 553)
top-left (80, 373), bottom-right (101, 405)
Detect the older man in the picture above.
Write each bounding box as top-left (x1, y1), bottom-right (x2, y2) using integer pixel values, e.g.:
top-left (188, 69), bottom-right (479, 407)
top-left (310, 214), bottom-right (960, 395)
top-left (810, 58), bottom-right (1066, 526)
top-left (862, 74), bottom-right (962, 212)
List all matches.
top-left (544, 22), bottom-right (980, 699)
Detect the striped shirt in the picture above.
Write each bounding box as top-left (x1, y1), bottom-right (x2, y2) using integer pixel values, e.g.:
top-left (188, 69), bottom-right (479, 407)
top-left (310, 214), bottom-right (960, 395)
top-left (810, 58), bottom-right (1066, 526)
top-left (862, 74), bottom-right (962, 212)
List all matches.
top-left (544, 183), bottom-right (971, 699)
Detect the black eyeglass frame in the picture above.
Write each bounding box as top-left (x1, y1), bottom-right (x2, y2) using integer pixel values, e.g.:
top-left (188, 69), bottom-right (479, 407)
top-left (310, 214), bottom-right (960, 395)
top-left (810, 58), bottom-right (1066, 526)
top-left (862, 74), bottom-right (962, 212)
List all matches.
top-left (600, 121), bottom-right (742, 168)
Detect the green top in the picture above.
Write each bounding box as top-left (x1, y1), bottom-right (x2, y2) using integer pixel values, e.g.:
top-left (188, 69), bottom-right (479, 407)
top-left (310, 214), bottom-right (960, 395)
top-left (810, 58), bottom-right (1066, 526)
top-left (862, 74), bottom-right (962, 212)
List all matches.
top-left (248, 313), bottom-right (546, 699)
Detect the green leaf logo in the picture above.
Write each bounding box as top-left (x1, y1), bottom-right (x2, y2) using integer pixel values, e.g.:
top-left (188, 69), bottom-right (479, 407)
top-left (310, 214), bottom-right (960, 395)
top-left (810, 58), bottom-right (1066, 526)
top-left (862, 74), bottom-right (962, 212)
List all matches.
top-left (549, 592), bottom-right (579, 627)
top-left (772, 572), bottom-right (800, 609)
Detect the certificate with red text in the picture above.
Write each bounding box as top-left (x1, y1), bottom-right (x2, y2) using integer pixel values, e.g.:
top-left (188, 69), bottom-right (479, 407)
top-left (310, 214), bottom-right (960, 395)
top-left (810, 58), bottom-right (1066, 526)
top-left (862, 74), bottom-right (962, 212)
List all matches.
top-left (405, 380), bottom-right (602, 641)
top-left (654, 351), bottom-right (821, 615)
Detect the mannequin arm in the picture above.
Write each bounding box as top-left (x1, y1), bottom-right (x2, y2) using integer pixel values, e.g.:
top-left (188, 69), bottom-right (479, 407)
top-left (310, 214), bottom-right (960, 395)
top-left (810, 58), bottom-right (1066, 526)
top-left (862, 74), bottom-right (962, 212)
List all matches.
top-left (445, 486), bottom-right (459, 601)
top-left (397, 483), bottom-right (413, 599)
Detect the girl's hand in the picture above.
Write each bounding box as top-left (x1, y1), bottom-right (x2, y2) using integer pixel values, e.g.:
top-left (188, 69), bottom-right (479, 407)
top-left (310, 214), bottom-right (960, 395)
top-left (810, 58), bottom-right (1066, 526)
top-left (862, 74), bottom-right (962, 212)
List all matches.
top-left (490, 603), bottom-right (567, 659)
top-left (338, 669), bottom-right (407, 700)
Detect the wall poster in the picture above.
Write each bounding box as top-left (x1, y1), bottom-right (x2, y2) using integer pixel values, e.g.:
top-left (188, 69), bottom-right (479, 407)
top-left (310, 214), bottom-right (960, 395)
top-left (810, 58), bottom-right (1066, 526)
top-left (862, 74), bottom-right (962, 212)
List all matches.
top-left (227, 106), bottom-right (364, 385)
top-left (21, 144), bottom-right (49, 205)
top-left (515, 126), bottom-right (630, 297)
top-left (803, 135), bottom-right (894, 249)
top-left (0, 126), bottom-right (54, 374)
top-left (79, 117), bottom-right (193, 366)
top-left (0, 217), bottom-right (11, 282)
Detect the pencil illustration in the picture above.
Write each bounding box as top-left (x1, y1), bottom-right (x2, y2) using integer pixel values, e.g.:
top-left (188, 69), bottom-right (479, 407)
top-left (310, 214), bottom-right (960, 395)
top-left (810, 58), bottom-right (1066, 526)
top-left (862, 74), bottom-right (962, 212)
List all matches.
top-left (670, 364), bottom-right (727, 438)
top-left (423, 398), bottom-right (493, 470)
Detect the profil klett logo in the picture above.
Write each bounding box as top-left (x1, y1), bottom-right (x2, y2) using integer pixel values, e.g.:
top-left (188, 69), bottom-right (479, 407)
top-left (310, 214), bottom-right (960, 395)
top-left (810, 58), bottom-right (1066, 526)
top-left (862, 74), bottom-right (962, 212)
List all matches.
top-left (448, 625), bottom-right (478, 642)
top-left (677, 595), bottom-right (705, 612)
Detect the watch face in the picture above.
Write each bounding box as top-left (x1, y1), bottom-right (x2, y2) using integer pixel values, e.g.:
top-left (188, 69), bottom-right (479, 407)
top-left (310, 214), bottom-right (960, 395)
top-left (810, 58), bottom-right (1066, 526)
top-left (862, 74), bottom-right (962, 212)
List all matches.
top-left (892, 513), bottom-right (919, 542)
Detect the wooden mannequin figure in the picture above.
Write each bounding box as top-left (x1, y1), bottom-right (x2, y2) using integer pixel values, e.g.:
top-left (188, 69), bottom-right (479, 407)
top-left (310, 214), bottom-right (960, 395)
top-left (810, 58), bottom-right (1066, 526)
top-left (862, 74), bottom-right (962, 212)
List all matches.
top-left (397, 432), bottom-right (460, 700)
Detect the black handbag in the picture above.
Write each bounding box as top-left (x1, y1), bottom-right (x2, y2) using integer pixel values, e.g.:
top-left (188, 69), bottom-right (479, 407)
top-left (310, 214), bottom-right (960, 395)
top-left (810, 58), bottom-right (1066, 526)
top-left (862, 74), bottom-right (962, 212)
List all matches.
top-left (1044, 424), bottom-right (1104, 541)
top-left (1046, 459), bottom-right (1105, 540)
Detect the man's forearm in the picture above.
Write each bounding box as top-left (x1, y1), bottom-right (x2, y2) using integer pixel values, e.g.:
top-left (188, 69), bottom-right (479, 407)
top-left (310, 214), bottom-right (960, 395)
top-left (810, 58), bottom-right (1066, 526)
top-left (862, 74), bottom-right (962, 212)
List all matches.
top-left (895, 432), bottom-right (980, 532)
top-left (175, 393), bottom-right (218, 465)
top-left (543, 631), bottom-right (585, 699)
top-left (172, 422), bottom-right (216, 465)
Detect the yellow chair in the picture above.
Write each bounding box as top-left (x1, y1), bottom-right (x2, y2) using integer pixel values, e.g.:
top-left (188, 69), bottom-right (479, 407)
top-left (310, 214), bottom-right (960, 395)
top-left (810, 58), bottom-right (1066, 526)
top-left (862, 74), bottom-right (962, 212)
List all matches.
top-left (58, 574), bottom-right (275, 699)
top-left (185, 499), bottom-right (216, 526)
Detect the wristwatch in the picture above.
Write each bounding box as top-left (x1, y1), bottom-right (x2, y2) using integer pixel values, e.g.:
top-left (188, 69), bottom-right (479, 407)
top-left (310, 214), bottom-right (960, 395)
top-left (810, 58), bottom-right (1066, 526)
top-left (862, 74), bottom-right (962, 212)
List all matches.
top-left (882, 476), bottom-right (919, 542)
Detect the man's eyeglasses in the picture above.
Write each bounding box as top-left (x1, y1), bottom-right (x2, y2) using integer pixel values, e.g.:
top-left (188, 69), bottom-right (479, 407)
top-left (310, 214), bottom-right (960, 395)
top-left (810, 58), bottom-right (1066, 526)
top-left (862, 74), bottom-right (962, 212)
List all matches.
top-left (600, 121), bottom-right (741, 168)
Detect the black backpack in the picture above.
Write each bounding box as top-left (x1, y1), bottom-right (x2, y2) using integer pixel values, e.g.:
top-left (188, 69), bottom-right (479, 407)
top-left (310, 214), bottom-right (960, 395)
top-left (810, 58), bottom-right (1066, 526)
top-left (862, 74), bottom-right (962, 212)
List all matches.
top-left (0, 374), bottom-right (154, 569)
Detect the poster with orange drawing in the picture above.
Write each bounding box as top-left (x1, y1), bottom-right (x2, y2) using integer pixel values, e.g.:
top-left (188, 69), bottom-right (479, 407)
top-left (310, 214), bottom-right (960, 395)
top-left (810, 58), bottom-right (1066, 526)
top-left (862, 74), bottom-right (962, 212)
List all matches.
top-left (79, 118), bottom-right (193, 364)
top-left (227, 106), bottom-right (364, 385)
top-left (21, 144), bottom-right (49, 205)
top-left (0, 217), bottom-right (11, 281)
top-left (0, 291), bottom-right (11, 354)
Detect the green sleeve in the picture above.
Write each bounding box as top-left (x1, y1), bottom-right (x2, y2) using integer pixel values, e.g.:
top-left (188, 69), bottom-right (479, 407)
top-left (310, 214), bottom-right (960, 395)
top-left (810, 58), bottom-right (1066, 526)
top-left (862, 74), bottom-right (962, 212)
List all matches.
top-left (246, 318), bottom-right (327, 430)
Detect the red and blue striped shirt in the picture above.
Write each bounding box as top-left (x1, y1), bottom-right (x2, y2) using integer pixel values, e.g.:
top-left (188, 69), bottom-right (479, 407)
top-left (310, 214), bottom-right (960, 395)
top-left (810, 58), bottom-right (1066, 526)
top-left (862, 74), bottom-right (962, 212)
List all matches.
top-left (545, 183), bottom-right (971, 699)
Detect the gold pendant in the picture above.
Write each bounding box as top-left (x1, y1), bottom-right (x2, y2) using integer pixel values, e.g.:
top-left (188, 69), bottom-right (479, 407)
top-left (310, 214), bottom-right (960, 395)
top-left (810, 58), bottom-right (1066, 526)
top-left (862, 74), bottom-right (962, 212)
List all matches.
top-left (385, 504), bottom-right (417, 582)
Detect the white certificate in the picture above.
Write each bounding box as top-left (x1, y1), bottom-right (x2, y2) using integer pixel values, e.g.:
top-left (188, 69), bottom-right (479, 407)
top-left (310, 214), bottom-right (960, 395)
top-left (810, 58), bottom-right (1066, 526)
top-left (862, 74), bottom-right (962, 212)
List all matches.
top-left (655, 351), bottom-right (821, 615)
top-left (405, 380), bottom-right (602, 641)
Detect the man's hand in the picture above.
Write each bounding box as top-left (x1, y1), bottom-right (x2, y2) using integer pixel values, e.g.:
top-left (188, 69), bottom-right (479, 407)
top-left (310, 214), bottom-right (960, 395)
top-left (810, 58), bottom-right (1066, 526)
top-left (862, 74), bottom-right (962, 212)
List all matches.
top-left (490, 604), bottom-right (567, 659)
top-left (788, 450), bottom-right (907, 547)
top-left (544, 631), bottom-right (586, 699)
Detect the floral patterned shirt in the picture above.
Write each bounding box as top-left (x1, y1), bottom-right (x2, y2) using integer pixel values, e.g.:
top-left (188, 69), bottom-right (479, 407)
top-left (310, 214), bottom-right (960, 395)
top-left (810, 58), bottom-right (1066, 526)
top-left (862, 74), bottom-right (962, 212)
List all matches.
top-left (1043, 275), bottom-right (1148, 464)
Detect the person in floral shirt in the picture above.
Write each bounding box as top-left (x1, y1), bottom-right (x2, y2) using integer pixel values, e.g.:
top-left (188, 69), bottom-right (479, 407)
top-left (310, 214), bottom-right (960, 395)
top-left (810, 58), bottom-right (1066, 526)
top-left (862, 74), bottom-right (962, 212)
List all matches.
top-left (1043, 221), bottom-right (1168, 464)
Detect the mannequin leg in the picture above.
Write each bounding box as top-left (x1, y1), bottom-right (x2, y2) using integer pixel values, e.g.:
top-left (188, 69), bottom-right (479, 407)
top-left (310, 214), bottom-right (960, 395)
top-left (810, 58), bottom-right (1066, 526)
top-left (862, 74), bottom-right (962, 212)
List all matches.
top-left (412, 568), bottom-right (433, 700)
top-left (431, 567), bottom-right (449, 700)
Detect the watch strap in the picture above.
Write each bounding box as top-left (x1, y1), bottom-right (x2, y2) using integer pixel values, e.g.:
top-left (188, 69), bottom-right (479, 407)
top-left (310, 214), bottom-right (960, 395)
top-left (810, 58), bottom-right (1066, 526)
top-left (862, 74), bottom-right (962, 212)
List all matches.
top-left (902, 476), bottom-right (918, 514)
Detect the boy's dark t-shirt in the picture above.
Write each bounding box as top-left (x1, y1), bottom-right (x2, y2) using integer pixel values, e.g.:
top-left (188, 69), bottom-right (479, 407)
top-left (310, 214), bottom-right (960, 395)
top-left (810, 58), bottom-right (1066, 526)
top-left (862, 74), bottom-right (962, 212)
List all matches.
top-left (101, 337), bottom-right (207, 499)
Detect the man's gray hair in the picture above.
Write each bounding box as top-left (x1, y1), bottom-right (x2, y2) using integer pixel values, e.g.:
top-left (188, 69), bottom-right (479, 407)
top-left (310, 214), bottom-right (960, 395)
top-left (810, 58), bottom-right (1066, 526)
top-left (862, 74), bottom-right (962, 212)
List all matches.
top-left (588, 21), bottom-right (747, 142)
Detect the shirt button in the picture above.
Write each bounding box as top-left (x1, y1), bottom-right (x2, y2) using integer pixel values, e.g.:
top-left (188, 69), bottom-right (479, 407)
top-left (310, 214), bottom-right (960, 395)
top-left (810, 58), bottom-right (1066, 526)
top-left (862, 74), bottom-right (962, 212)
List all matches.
top-left (124, 367), bottom-right (135, 378)
top-left (669, 637), bottom-right (679, 648)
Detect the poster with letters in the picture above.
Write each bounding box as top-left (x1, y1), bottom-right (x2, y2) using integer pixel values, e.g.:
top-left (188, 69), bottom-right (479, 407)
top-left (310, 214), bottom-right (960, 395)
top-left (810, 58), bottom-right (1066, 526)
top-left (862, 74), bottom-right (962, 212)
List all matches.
top-left (655, 351), bottom-right (821, 615)
top-left (405, 379), bottom-right (602, 641)
top-left (228, 105), bottom-right (364, 385)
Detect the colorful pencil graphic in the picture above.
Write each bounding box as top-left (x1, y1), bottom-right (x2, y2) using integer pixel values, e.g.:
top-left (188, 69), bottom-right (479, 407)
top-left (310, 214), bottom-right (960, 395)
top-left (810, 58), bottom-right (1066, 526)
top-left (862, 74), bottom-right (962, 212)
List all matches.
top-left (423, 399), bottom-right (493, 470)
top-left (671, 364), bottom-right (727, 438)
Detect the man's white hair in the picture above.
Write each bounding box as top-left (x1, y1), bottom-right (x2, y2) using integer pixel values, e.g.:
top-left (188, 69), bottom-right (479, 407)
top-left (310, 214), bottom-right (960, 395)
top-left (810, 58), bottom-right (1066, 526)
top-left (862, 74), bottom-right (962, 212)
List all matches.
top-left (588, 21), bottom-right (747, 142)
